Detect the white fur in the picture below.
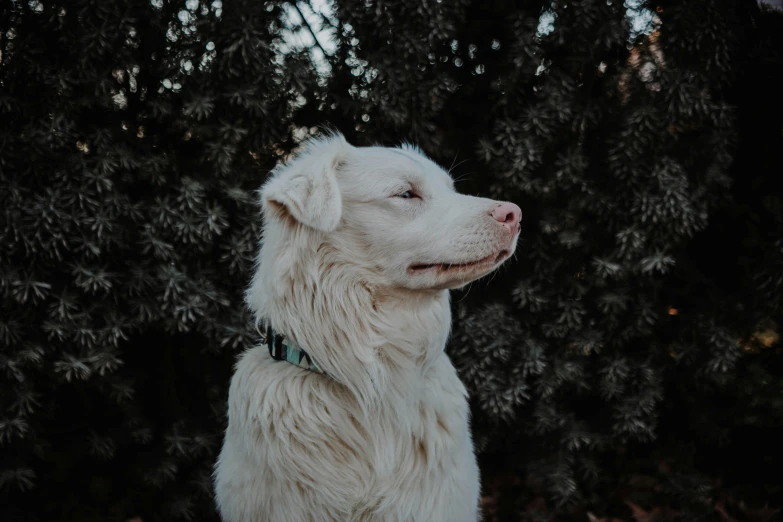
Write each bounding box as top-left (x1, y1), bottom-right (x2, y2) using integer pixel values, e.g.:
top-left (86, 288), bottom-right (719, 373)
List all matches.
top-left (214, 133), bottom-right (520, 522)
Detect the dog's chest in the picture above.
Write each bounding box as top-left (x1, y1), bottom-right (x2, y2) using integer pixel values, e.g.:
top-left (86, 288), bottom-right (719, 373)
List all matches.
top-left (350, 357), bottom-right (479, 520)
top-left (408, 359), bottom-right (470, 458)
top-left (219, 348), bottom-right (479, 521)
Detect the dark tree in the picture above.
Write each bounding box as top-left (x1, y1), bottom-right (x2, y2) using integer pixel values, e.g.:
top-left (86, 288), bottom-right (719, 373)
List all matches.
top-left (1, 0), bottom-right (781, 521)
top-left (1, 0), bottom-right (316, 519)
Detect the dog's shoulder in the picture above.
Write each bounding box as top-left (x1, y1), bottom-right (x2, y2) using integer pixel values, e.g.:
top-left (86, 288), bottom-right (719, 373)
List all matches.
top-left (229, 346), bottom-right (274, 390)
top-left (226, 347), bottom-right (301, 423)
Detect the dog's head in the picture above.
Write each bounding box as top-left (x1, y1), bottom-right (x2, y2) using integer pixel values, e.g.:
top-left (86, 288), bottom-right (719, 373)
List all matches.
top-left (260, 133), bottom-right (521, 292)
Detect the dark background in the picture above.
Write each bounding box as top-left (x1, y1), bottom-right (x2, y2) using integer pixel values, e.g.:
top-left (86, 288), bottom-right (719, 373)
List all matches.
top-left (1, 0), bottom-right (782, 520)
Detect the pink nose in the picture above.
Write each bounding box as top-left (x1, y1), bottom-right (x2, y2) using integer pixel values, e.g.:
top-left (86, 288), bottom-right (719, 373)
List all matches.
top-left (490, 202), bottom-right (522, 230)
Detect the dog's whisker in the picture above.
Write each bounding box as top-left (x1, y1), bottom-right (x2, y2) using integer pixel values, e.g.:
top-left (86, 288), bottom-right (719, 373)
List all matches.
top-left (486, 271), bottom-right (498, 286)
top-left (448, 151), bottom-right (461, 173)
top-left (451, 171), bottom-right (474, 183)
top-left (448, 158), bottom-right (470, 175)
top-left (457, 281), bottom-right (475, 303)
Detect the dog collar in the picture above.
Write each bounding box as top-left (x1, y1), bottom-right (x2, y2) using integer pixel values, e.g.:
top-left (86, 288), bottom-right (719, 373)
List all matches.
top-left (264, 325), bottom-right (326, 375)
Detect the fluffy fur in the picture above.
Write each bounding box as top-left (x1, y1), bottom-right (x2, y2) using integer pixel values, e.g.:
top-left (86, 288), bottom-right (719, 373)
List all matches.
top-left (214, 133), bottom-right (521, 522)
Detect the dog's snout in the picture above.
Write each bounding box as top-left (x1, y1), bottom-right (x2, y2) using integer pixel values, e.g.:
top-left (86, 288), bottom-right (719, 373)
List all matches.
top-left (490, 202), bottom-right (522, 231)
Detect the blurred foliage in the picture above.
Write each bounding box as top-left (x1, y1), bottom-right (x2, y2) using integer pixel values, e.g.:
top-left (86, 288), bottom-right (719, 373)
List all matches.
top-left (1, 0), bottom-right (781, 521)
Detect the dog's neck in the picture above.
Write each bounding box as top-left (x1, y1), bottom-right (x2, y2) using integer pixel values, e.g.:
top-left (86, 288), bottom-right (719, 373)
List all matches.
top-left (248, 228), bottom-right (452, 409)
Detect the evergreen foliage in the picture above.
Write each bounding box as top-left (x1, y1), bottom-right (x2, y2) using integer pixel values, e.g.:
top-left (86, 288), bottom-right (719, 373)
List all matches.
top-left (1, 0), bottom-right (782, 520)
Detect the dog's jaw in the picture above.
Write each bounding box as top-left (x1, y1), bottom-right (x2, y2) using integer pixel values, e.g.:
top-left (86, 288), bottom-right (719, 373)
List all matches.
top-left (408, 249), bottom-right (511, 274)
top-left (404, 223), bottom-right (520, 290)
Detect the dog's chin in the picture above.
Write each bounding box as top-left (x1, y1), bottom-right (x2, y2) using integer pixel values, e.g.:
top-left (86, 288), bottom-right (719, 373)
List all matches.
top-left (407, 249), bottom-right (513, 290)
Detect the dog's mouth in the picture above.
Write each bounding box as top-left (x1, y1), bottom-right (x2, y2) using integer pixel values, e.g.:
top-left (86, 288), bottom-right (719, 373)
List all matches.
top-left (408, 250), bottom-right (511, 274)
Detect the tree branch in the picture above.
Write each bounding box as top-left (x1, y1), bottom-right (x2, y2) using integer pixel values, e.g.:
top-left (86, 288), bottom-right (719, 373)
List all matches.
top-left (303, 0), bottom-right (338, 30)
top-left (290, 2), bottom-right (331, 58)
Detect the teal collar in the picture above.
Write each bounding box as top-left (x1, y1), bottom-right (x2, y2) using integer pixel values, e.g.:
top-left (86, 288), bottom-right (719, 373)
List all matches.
top-left (265, 326), bottom-right (326, 375)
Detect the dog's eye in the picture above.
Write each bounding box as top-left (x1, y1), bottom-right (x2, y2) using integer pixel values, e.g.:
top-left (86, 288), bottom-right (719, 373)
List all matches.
top-left (396, 190), bottom-right (416, 199)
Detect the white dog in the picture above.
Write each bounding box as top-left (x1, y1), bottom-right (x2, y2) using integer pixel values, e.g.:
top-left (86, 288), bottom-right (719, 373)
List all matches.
top-left (214, 133), bottom-right (521, 522)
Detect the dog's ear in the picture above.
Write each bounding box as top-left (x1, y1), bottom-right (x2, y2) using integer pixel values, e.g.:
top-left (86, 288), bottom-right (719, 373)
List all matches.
top-left (261, 134), bottom-right (350, 233)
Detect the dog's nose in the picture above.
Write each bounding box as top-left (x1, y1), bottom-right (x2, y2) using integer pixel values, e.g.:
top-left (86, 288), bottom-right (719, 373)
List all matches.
top-left (490, 202), bottom-right (522, 231)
